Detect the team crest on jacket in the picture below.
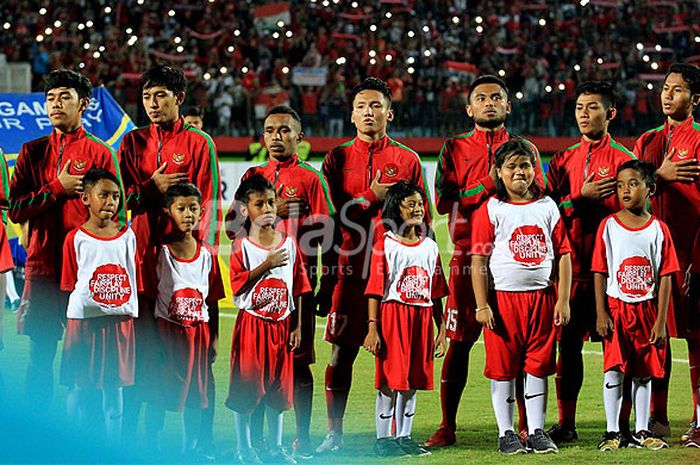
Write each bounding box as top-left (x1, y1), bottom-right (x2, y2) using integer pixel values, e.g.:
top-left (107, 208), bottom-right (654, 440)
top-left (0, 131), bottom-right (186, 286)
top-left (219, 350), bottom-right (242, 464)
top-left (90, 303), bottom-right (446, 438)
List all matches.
top-left (396, 265), bottom-right (431, 304)
top-left (598, 166), bottom-right (611, 177)
top-left (617, 256), bottom-right (653, 297)
top-left (675, 148), bottom-right (689, 160)
top-left (168, 288), bottom-right (204, 323)
top-left (509, 225), bottom-right (548, 266)
top-left (252, 277), bottom-right (288, 320)
top-left (89, 264), bottom-right (132, 307)
top-left (171, 152), bottom-right (187, 165)
top-left (71, 157), bottom-right (89, 173)
top-left (383, 163), bottom-right (399, 178)
top-left (285, 186), bottom-right (298, 197)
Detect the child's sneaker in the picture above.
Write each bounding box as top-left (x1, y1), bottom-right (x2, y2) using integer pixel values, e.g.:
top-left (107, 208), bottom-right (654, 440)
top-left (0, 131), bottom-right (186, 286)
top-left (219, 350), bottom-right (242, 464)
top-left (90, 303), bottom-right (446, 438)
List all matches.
top-left (374, 437), bottom-right (410, 458)
top-left (266, 447), bottom-right (297, 465)
top-left (681, 426), bottom-right (700, 448)
top-left (597, 431), bottom-right (621, 451)
top-left (498, 430), bottom-right (528, 455)
top-left (527, 429), bottom-right (558, 454)
top-left (397, 436), bottom-right (431, 456)
top-left (315, 432), bottom-right (343, 454)
top-left (649, 418), bottom-right (672, 437)
top-left (681, 422), bottom-right (697, 442)
top-left (291, 438), bottom-right (314, 460)
top-left (546, 424), bottom-right (578, 444)
top-left (633, 430), bottom-right (669, 450)
top-left (236, 449), bottom-right (264, 465)
top-left (423, 426), bottom-right (456, 448)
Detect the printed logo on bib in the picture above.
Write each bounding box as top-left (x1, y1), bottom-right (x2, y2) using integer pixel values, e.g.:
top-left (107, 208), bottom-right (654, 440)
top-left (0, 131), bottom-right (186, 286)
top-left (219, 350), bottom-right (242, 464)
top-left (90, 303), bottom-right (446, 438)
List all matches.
top-left (508, 225), bottom-right (548, 266)
top-left (396, 265), bottom-right (430, 304)
top-left (168, 288), bottom-right (205, 324)
top-left (251, 277), bottom-right (289, 320)
top-left (89, 264), bottom-right (132, 307)
top-left (617, 256), bottom-right (654, 297)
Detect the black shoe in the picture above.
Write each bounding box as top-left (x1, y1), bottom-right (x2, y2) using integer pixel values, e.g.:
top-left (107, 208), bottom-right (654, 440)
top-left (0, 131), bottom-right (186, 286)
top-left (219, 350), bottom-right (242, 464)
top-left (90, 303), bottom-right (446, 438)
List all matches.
top-left (374, 437), bottom-right (410, 458)
top-left (527, 429), bottom-right (558, 454)
top-left (546, 424), bottom-right (578, 444)
top-left (498, 430), bottom-right (528, 455)
top-left (597, 431), bottom-right (621, 451)
top-left (397, 436), bottom-right (431, 456)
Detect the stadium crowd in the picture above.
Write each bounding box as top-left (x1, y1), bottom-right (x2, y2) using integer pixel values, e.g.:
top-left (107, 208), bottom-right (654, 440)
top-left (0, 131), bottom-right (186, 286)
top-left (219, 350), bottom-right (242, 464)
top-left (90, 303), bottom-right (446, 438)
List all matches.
top-left (1, 0), bottom-right (699, 137)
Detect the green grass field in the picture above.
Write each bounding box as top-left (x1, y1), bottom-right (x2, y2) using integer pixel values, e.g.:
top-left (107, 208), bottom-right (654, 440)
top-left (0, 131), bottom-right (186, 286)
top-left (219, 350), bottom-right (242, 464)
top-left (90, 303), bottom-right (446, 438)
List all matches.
top-left (0, 214), bottom-right (698, 464)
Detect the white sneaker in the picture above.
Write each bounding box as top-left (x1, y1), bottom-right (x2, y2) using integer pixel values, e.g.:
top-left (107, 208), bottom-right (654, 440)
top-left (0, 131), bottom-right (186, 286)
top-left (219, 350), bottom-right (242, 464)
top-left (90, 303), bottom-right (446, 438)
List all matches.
top-left (315, 432), bottom-right (343, 454)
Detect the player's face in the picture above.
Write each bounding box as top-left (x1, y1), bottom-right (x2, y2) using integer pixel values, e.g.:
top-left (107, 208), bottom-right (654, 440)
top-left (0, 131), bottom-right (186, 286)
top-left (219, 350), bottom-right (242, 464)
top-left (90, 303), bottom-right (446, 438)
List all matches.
top-left (617, 168), bottom-right (651, 211)
top-left (184, 115), bottom-right (204, 130)
top-left (243, 190), bottom-right (277, 227)
top-left (661, 73), bottom-right (697, 120)
top-left (82, 179), bottom-right (121, 220)
top-left (263, 113), bottom-right (302, 161)
top-left (167, 196), bottom-right (202, 234)
top-left (351, 90), bottom-right (393, 138)
top-left (575, 93), bottom-right (614, 140)
top-left (398, 192), bottom-right (425, 227)
top-left (142, 85), bottom-right (183, 125)
top-left (466, 83), bottom-right (510, 129)
top-left (46, 87), bottom-right (88, 134)
top-left (497, 154), bottom-right (535, 200)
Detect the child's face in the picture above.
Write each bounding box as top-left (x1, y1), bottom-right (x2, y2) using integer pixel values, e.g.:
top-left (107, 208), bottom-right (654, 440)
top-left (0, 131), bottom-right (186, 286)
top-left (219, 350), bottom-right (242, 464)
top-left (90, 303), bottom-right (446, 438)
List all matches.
top-left (242, 189), bottom-right (277, 227)
top-left (617, 168), bottom-right (651, 211)
top-left (167, 196), bottom-right (202, 234)
top-left (399, 192), bottom-right (425, 226)
top-left (497, 154), bottom-right (535, 199)
top-left (81, 179), bottom-right (121, 220)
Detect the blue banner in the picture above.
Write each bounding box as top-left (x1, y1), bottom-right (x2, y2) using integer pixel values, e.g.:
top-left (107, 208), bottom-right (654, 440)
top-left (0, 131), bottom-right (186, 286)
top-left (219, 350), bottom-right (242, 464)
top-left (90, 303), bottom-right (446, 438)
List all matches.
top-left (0, 87), bottom-right (134, 165)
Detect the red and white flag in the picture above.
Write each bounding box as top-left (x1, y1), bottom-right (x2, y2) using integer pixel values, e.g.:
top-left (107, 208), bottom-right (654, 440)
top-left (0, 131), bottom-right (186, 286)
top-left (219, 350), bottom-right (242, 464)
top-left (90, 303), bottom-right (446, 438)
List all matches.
top-left (254, 2), bottom-right (291, 30)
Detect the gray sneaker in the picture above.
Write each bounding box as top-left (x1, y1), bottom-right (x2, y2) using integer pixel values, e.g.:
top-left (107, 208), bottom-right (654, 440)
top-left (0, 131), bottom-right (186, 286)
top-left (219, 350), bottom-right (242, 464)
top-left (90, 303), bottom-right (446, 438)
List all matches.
top-left (527, 429), bottom-right (558, 454)
top-left (315, 433), bottom-right (343, 454)
top-left (499, 430), bottom-right (528, 455)
top-left (397, 436), bottom-right (431, 456)
top-left (374, 437), bottom-right (410, 458)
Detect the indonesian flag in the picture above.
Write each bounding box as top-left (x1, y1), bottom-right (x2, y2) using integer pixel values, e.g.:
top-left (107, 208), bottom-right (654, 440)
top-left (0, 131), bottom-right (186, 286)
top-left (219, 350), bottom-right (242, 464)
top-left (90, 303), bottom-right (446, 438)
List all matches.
top-left (444, 61), bottom-right (479, 77)
top-left (254, 2), bottom-right (291, 30)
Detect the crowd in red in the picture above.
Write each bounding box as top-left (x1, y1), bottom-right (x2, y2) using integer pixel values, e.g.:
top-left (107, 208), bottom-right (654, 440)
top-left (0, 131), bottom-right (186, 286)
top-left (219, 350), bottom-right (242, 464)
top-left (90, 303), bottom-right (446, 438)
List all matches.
top-left (1, 0), bottom-right (698, 137)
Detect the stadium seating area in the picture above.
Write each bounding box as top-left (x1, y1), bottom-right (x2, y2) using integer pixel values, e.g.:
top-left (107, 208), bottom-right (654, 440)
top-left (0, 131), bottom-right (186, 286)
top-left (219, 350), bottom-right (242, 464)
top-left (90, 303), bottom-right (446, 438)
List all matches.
top-left (1, 0), bottom-right (699, 137)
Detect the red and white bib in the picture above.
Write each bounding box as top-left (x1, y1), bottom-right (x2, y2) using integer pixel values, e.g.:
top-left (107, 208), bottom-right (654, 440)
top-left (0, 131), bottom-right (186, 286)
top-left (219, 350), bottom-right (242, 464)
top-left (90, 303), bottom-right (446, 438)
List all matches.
top-left (61, 227), bottom-right (139, 319)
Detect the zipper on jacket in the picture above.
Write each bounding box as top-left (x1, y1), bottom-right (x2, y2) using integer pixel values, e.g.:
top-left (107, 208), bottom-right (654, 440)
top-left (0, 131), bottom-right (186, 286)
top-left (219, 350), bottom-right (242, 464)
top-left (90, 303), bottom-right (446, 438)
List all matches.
top-left (56, 133), bottom-right (65, 177)
top-left (663, 126), bottom-right (674, 158)
top-left (486, 131), bottom-right (493, 171)
top-left (157, 127), bottom-right (164, 165)
top-left (274, 164), bottom-right (280, 188)
top-left (368, 146), bottom-right (374, 187)
top-left (583, 143), bottom-right (593, 180)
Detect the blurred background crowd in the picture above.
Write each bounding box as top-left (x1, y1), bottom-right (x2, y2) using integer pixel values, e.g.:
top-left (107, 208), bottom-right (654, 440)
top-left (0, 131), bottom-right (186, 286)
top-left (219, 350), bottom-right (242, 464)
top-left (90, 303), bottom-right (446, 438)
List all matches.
top-left (1, 0), bottom-right (699, 137)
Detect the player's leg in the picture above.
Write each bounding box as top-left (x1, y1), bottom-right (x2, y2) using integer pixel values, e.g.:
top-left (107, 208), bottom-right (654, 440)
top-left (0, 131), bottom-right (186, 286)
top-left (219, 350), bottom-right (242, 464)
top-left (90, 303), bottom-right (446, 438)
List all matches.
top-left (103, 386), bottom-right (124, 448)
top-left (250, 403), bottom-right (266, 451)
top-left (649, 346), bottom-right (672, 436)
top-left (182, 408), bottom-right (202, 454)
top-left (599, 369), bottom-right (624, 450)
top-left (197, 361), bottom-right (216, 457)
top-left (292, 292), bottom-right (315, 458)
top-left (25, 337), bottom-right (58, 414)
top-left (234, 412), bottom-right (263, 464)
top-left (318, 343), bottom-right (359, 452)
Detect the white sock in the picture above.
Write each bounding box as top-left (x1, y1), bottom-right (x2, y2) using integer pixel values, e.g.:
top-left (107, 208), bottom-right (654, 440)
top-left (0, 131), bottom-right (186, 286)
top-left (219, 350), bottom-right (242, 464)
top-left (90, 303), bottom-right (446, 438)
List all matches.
top-left (396, 390), bottom-right (416, 438)
top-left (491, 379), bottom-right (515, 436)
top-left (524, 373), bottom-right (547, 434)
top-left (375, 389), bottom-right (396, 439)
top-left (4, 270), bottom-right (18, 303)
top-left (265, 406), bottom-right (284, 448)
top-left (182, 408), bottom-right (201, 452)
top-left (233, 412), bottom-right (252, 453)
top-left (632, 377), bottom-right (652, 434)
top-left (603, 371), bottom-right (623, 432)
top-left (102, 387), bottom-right (123, 447)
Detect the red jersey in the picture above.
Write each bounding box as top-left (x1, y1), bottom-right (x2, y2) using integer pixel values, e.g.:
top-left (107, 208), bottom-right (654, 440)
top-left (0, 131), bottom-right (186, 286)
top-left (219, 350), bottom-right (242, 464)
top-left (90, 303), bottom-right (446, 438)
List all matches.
top-left (9, 127), bottom-right (122, 280)
top-left (435, 127), bottom-right (546, 249)
top-left (322, 135), bottom-right (430, 281)
top-left (547, 134), bottom-right (635, 278)
top-left (119, 117), bottom-right (222, 295)
top-left (634, 117), bottom-right (700, 267)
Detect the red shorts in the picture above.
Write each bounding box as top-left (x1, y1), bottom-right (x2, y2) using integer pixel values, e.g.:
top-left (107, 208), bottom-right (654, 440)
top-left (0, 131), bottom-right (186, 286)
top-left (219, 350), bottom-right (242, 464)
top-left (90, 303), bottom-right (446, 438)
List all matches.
top-left (17, 275), bottom-right (68, 341)
top-left (375, 302), bottom-right (434, 391)
top-left (60, 315), bottom-right (135, 389)
top-left (155, 318), bottom-right (210, 412)
top-left (0, 223), bottom-right (13, 273)
top-left (603, 298), bottom-right (666, 378)
top-left (667, 269), bottom-right (700, 340)
top-left (225, 310), bottom-right (293, 414)
top-left (559, 277), bottom-right (599, 342)
top-left (484, 288), bottom-right (557, 381)
top-left (324, 278), bottom-right (369, 347)
top-left (443, 249), bottom-right (482, 343)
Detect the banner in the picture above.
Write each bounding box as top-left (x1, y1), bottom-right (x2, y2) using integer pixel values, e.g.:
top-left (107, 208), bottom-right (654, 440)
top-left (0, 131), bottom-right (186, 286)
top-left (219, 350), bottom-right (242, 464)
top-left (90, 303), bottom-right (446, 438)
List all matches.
top-left (0, 87), bottom-right (135, 164)
top-left (254, 2), bottom-right (291, 30)
top-left (291, 67), bottom-right (328, 87)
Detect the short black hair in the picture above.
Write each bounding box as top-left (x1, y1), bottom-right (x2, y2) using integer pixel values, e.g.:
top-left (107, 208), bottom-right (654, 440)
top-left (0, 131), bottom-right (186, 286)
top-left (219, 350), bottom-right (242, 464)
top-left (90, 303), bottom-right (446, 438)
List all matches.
top-left (468, 75), bottom-right (509, 102)
top-left (381, 181), bottom-right (428, 236)
top-left (266, 105), bottom-right (302, 125)
top-left (576, 80), bottom-right (616, 109)
top-left (234, 174), bottom-right (274, 203)
top-left (493, 138), bottom-right (543, 201)
top-left (665, 63), bottom-right (700, 95)
top-left (351, 77), bottom-right (392, 106)
top-left (140, 65), bottom-right (187, 94)
top-left (617, 159), bottom-right (656, 189)
top-left (44, 69), bottom-right (93, 100)
top-left (164, 182), bottom-right (202, 208)
top-left (83, 168), bottom-right (120, 191)
top-left (184, 106), bottom-right (204, 118)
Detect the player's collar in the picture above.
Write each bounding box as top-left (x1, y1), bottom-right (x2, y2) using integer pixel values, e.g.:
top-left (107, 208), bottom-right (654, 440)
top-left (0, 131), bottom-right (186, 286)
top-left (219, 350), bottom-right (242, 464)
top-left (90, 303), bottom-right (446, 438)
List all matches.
top-left (151, 116), bottom-right (185, 137)
top-left (579, 133), bottom-right (611, 152)
top-left (354, 134), bottom-right (390, 152)
top-left (472, 126), bottom-right (509, 143)
top-left (665, 116), bottom-right (694, 132)
top-left (268, 154), bottom-right (299, 169)
top-left (50, 125), bottom-right (86, 145)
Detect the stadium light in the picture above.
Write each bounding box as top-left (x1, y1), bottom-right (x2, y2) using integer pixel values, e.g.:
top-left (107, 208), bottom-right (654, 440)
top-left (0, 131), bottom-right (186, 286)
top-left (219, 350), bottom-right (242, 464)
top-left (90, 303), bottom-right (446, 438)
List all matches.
top-left (98, 45), bottom-right (106, 52)
top-left (2, 22), bottom-right (10, 30)
top-left (128, 36), bottom-right (138, 46)
top-left (597, 58), bottom-right (604, 64)
top-left (558, 83), bottom-right (565, 91)
top-left (538, 19), bottom-right (546, 26)
top-left (655, 44), bottom-right (661, 51)
top-left (220, 66), bottom-right (228, 74)
top-left (86, 20), bottom-right (94, 27)
top-left (83, 43), bottom-right (90, 49)
top-left (332, 0), bottom-right (340, 4)
top-left (53, 20), bottom-right (61, 28)
top-left (126, 28), bottom-right (132, 34)
top-left (241, 66), bottom-right (249, 74)
top-left (647, 83), bottom-right (653, 90)
top-left (272, 32), bottom-right (280, 39)
top-left (385, 54), bottom-right (393, 62)
top-left (407, 56), bottom-right (415, 64)
top-left (574, 64), bottom-right (581, 71)
top-left (370, 24), bottom-right (377, 32)
top-left (407, 30), bottom-right (415, 38)
top-left (515, 92), bottom-right (524, 100)
top-left (336, 57), bottom-right (346, 65)
top-left (545, 85), bottom-right (552, 93)
top-left (44, 27), bottom-right (52, 35)
top-left (498, 69), bottom-right (506, 77)
top-left (277, 20), bottom-right (284, 27)
top-left (93, 51), bottom-right (101, 58)
top-left (642, 55), bottom-right (650, 62)
top-left (234, 29), bottom-right (241, 36)
top-left (104, 6), bottom-right (112, 14)
top-left (369, 50), bottom-right (377, 57)
top-left (385, 12), bottom-right (392, 19)
top-left (580, 0), bottom-right (590, 5)
top-left (286, 30), bottom-right (293, 38)
top-left (282, 66), bottom-right (290, 74)
top-left (636, 43), bottom-right (643, 51)
top-left (423, 49), bottom-right (431, 57)
top-left (651, 62), bottom-right (659, 70)
top-left (696, 36), bottom-right (700, 43)
top-left (137, 0), bottom-right (144, 4)
top-left (176, 45), bottom-right (184, 53)
top-left (174, 36), bottom-right (182, 44)
top-left (422, 25), bottom-right (429, 32)
top-left (79, 63), bottom-right (85, 69)
top-left (476, 25), bottom-right (483, 33)
top-left (168, 9), bottom-right (175, 17)
top-left (78, 23), bottom-right (85, 30)
top-left (351, 2), bottom-right (358, 7)
top-left (452, 16), bottom-right (459, 24)
top-left (204, 72), bottom-right (212, 80)
top-left (370, 58), bottom-right (377, 65)
top-left (407, 67), bottom-right (415, 74)
top-left (475, 16), bottom-right (483, 24)
top-left (39, 7), bottom-right (47, 15)
top-left (322, 0), bottom-right (329, 6)
top-left (227, 45), bottom-right (235, 53)
top-left (36, 34), bottom-right (44, 42)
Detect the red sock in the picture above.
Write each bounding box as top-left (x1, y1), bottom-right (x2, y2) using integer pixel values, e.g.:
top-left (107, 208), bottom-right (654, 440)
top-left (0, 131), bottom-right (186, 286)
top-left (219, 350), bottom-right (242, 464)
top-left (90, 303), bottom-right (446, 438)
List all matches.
top-left (651, 345), bottom-right (672, 425)
top-left (689, 340), bottom-right (700, 423)
top-left (324, 363), bottom-right (352, 434)
top-left (555, 338), bottom-right (584, 429)
top-left (515, 375), bottom-right (527, 433)
top-left (439, 341), bottom-right (472, 430)
top-left (619, 375), bottom-right (633, 433)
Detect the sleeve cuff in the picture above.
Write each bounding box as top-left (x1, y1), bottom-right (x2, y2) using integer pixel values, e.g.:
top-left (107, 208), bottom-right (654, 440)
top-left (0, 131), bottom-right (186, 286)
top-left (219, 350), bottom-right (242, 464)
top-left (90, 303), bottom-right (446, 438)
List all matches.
top-left (47, 179), bottom-right (65, 197)
top-left (480, 175), bottom-right (496, 193)
top-left (358, 188), bottom-right (377, 205)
